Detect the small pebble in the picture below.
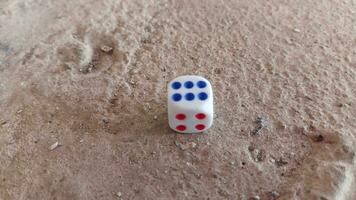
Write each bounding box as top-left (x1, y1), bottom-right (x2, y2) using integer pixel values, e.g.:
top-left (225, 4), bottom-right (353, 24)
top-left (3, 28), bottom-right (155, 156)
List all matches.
top-left (275, 157), bottom-right (288, 167)
top-left (270, 191), bottom-right (280, 199)
top-left (214, 68), bottom-right (222, 74)
top-left (175, 141), bottom-right (197, 150)
top-left (250, 195), bottom-right (260, 200)
top-left (254, 149), bottom-right (266, 162)
top-left (255, 116), bottom-right (263, 124)
top-left (101, 45), bottom-right (113, 53)
top-left (49, 142), bottom-right (60, 151)
top-left (252, 116), bottom-right (267, 135)
top-left (79, 139), bottom-right (84, 143)
top-left (102, 118), bottom-right (109, 124)
top-left (293, 28), bottom-right (301, 33)
top-left (129, 79), bottom-right (136, 85)
top-left (153, 115), bottom-right (158, 120)
top-left (275, 121), bottom-right (286, 130)
top-left (16, 110), bottom-right (23, 114)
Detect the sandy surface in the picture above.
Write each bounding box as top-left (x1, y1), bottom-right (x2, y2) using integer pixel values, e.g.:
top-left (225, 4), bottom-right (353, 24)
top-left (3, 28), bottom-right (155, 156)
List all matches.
top-left (0, 0), bottom-right (355, 199)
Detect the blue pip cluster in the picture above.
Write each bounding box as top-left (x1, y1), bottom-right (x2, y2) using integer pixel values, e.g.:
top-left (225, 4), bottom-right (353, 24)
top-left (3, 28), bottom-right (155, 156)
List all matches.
top-left (171, 80), bottom-right (208, 102)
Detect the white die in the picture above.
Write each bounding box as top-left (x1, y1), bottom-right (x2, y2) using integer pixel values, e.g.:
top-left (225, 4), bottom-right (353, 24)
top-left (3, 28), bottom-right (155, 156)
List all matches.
top-left (167, 75), bottom-right (214, 133)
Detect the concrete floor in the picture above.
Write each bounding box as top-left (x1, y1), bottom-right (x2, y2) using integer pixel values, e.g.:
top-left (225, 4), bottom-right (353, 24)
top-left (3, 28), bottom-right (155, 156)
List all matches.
top-left (0, 0), bottom-right (355, 199)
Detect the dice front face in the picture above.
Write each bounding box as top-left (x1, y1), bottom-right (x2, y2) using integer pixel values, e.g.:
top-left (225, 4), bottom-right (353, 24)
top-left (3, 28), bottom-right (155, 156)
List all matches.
top-left (167, 75), bottom-right (213, 133)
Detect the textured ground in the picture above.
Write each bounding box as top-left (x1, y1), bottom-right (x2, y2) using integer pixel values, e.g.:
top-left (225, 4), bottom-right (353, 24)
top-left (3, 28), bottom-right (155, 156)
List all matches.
top-left (0, 0), bottom-right (355, 199)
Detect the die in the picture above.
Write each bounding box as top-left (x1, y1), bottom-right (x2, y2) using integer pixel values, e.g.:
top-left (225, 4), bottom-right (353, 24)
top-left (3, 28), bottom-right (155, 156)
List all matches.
top-left (167, 75), bottom-right (214, 133)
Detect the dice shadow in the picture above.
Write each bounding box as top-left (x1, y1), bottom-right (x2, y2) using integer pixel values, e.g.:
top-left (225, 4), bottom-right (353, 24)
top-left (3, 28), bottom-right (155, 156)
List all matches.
top-left (103, 102), bottom-right (172, 136)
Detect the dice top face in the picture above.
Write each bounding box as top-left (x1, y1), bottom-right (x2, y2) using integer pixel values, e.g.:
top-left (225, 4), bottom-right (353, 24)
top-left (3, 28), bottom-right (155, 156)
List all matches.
top-left (168, 75), bottom-right (213, 108)
top-left (168, 75), bottom-right (213, 133)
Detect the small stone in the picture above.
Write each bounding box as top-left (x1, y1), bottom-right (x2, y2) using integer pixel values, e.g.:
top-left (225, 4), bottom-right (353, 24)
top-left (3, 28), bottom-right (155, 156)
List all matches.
top-left (293, 28), bottom-right (301, 33)
top-left (255, 149), bottom-right (266, 162)
top-left (275, 121), bottom-right (286, 130)
top-left (214, 68), bottom-right (222, 74)
top-left (175, 141), bottom-right (197, 150)
top-left (129, 79), bottom-right (136, 85)
top-left (116, 192), bottom-right (122, 197)
top-left (79, 139), bottom-right (84, 143)
top-left (255, 117), bottom-right (263, 124)
top-left (252, 126), bottom-right (263, 135)
top-left (312, 134), bottom-right (324, 142)
top-left (130, 69), bottom-right (139, 74)
top-left (252, 116), bottom-right (267, 135)
top-left (102, 118), bottom-right (109, 124)
top-left (275, 157), bottom-right (288, 167)
top-left (250, 147), bottom-right (266, 162)
top-left (16, 109), bottom-right (23, 114)
top-left (305, 96), bottom-right (313, 101)
top-left (153, 115), bottom-right (158, 120)
top-left (88, 67), bottom-right (93, 72)
top-left (101, 45), bottom-right (113, 53)
top-left (270, 158), bottom-right (276, 163)
top-left (49, 142), bottom-right (60, 151)
top-left (269, 191), bottom-right (280, 199)
top-left (143, 103), bottom-right (152, 111)
top-left (250, 195), bottom-right (260, 200)
top-left (248, 145), bottom-right (255, 152)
